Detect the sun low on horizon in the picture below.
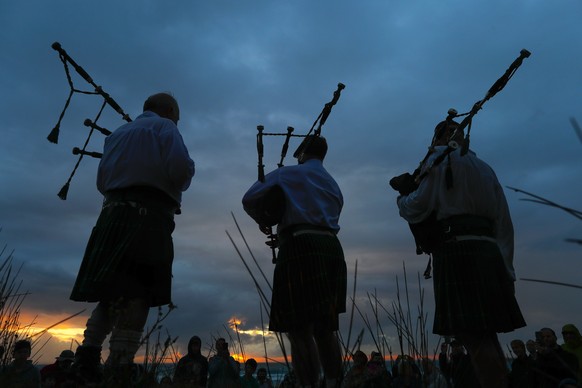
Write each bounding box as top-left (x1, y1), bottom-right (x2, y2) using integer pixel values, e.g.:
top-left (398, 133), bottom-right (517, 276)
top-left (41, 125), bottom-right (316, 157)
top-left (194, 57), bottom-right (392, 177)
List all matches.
top-left (16, 311), bottom-right (287, 365)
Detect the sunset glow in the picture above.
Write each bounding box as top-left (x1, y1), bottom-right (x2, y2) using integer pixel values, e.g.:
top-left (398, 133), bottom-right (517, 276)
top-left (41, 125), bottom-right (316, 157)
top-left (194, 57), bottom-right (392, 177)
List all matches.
top-left (45, 327), bottom-right (85, 342)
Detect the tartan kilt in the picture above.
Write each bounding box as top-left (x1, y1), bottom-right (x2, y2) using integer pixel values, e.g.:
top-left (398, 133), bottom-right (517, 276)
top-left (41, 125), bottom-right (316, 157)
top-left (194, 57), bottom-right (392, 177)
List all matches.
top-left (70, 203), bottom-right (175, 307)
top-left (269, 232), bottom-right (347, 332)
top-left (432, 239), bottom-right (526, 336)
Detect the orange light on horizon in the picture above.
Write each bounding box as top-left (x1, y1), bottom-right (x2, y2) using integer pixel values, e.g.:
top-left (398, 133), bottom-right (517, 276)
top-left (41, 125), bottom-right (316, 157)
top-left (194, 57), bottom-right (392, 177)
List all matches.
top-left (45, 327), bottom-right (85, 342)
top-left (228, 316), bottom-right (274, 338)
top-left (15, 309), bottom-right (87, 346)
top-left (229, 316), bottom-right (243, 328)
top-left (230, 352), bottom-right (245, 363)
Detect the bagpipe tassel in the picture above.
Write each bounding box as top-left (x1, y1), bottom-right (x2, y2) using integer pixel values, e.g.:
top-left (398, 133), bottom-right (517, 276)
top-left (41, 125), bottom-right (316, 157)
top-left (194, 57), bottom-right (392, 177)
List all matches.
top-left (47, 124), bottom-right (60, 144)
top-left (57, 182), bottom-right (70, 200)
top-left (48, 89), bottom-right (74, 144)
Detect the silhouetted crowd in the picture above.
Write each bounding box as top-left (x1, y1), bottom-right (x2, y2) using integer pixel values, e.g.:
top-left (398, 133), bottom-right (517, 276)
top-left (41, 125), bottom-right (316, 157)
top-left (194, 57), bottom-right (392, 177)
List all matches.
top-left (1, 324), bottom-right (580, 387)
top-left (343, 323), bottom-right (582, 388)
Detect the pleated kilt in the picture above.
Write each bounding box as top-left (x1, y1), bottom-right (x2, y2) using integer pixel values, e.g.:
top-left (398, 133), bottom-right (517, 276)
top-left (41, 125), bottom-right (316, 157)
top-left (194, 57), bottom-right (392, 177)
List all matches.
top-left (432, 239), bottom-right (526, 336)
top-left (70, 187), bottom-right (176, 307)
top-left (269, 229), bottom-right (347, 333)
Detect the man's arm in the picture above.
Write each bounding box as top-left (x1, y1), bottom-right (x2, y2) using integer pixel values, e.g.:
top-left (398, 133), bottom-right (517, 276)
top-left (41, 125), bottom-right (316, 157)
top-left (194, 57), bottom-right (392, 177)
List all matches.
top-left (242, 170), bottom-right (282, 224)
top-left (158, 121), bottom-right (195, 191)
top-left (397, 165), bottom-right (441, 224)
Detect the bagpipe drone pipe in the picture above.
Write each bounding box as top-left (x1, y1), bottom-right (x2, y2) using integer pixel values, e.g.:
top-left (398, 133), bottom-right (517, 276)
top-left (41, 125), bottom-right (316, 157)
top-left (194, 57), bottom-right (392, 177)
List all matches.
top-left (254, 83), bottom-right (345, 263)
top-left (47, 42), bottom-right (131, 200)
top-left (389, 49), bottom-right (531, 260)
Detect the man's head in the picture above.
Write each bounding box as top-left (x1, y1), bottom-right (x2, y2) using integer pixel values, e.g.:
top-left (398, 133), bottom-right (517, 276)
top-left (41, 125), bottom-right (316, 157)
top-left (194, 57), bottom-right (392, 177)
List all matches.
top-left (188, 335), bottom-right (202, 354)
top-left (143, 92), bottom-right (180, 125)
top-left (257, 367), bottom-right (268, 382)
top-left (295, 135), bottom-right (328, 164)
top-left (370, 351), bottom-right (384, 364)
top-left (540, 327), bottom-right (558, 348)
top-left (244, 358), bottom-right (258, 375)
top-left (56, 349), bottom-right (75, 368)
top-left (562, 324), bottom-right (582, 347)
top-left (13, 339), bottom-right (31, 361)
top-left (352, 350), bottom-right (368, 367)
top-left (510, 339), bottom-right (526, 358)
top-left (215, 337), bottom-right (229, 355)
top-left (433, 119), bottom-right (463, 147)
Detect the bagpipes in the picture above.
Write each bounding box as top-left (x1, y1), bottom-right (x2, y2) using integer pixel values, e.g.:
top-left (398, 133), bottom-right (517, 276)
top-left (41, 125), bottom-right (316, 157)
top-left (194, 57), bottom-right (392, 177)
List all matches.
top-left (389, 49), bottom-right (531, 264)
top-left (47, 42), bottom-right (131, 200)
top-left (255, 83), bottom-right (346, 263)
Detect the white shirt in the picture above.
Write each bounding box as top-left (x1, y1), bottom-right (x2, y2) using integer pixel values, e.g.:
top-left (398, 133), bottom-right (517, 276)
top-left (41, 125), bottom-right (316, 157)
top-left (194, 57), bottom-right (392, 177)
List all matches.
top-left (97, 111), bottom-right (195, 204)
top-left (397, 146), bottom-right (515, 279)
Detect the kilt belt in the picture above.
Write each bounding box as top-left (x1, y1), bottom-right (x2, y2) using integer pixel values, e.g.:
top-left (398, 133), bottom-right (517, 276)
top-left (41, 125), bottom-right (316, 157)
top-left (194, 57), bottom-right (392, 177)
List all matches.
top-left (440, 214), bottom-right (495, 243)
top-left (104, 186), bottom-right (179, 217)
top-left (278, 224), bottom-right (337, 246)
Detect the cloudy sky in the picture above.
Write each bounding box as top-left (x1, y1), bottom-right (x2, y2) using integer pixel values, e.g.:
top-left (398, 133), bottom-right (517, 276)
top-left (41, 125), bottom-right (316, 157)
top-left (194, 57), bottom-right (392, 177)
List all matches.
top-left (1, 0), bottom-right (581, 366)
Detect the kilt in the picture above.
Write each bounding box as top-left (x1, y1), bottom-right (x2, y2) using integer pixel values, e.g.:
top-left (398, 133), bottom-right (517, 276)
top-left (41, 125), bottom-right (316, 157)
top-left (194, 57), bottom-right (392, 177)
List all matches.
top-left (70, 188), bottom-right (176, 307)
top-left (432, 238), bottom-right (526, 335)
top-left (269, 229), bottom-right (347, 332)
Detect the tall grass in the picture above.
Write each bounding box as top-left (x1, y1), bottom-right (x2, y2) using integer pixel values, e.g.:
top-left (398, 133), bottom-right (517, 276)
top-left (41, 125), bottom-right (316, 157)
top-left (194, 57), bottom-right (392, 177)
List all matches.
top-left (227, 214), bottom-right (441, 384)
top-left (0, 239), bottom-right (30, 367)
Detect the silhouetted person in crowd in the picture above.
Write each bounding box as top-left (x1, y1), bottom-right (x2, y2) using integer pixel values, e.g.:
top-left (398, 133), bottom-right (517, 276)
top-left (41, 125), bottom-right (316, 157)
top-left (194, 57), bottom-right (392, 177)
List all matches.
top-left (69, 92), bottom-right (194, 384)
top-left (394, 118), bottom-right (526, 388)
top-left (279, 370), bottom-right (297, 388)
top-left (0, 339), bottom-right (41, 388)
top-left (366, 351), bottom-right (393, 387)
top-left (173, 335), bottom-right (208, 387)
top-left (40, 349), bottom-right (76, 388)
top-left (392, 355), bottom-right (420, 388)
top-left (439, 340), bottom-right (480, 388)
top-left (420, 358), bottom-right (448, 388)
top-left (534, 327), bottom-right (579, 388)
top-left (561, 323), bottom-right (582, 384)
top-left (243, 136), bottom-right (347, 388)
top-left (207, 338), bottom-right (240, 388)
top-left (508, 339), bottom-right (535, 388)
top-left (256, 367), bottom-right (273, 388)
top-left (343, 350), bottom-right (369, 388)
top-left (240, 358), bottom-right (259, 388)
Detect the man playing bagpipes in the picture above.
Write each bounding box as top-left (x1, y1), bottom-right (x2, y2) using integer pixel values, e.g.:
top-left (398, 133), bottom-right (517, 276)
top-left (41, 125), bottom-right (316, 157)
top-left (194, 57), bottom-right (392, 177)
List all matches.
top-left (392, 116), bottom-right (526, 387)
top-left (69, 92), bottom-right (195, 383)
top-left (390, 50), bottom-right (531, 388)
top-left (242, 135), bottom-right (347, 388)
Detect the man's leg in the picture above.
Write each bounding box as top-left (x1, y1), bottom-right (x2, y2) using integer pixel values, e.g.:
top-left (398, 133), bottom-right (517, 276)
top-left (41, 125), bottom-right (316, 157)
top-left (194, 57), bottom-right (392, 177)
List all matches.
top-left (458, 332), bottom-right (509, 388)
top-left (313, 329), bottom-right (342, 388)
top-left (106, 297), bottom-right (150, 366)
top-left (83, 301), bottom-right (114, 347)
top-left (75, 301), bottom-right (114, 382)
top-left (288, 325), bottom-right (320, 387)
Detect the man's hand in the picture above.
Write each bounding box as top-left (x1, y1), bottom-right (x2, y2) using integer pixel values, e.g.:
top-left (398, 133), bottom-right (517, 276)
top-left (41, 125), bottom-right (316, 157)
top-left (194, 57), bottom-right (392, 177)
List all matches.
top-left (389, 172), bottom-right (418, 195)
top-left (259, 224), bottom-right (272, 235)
